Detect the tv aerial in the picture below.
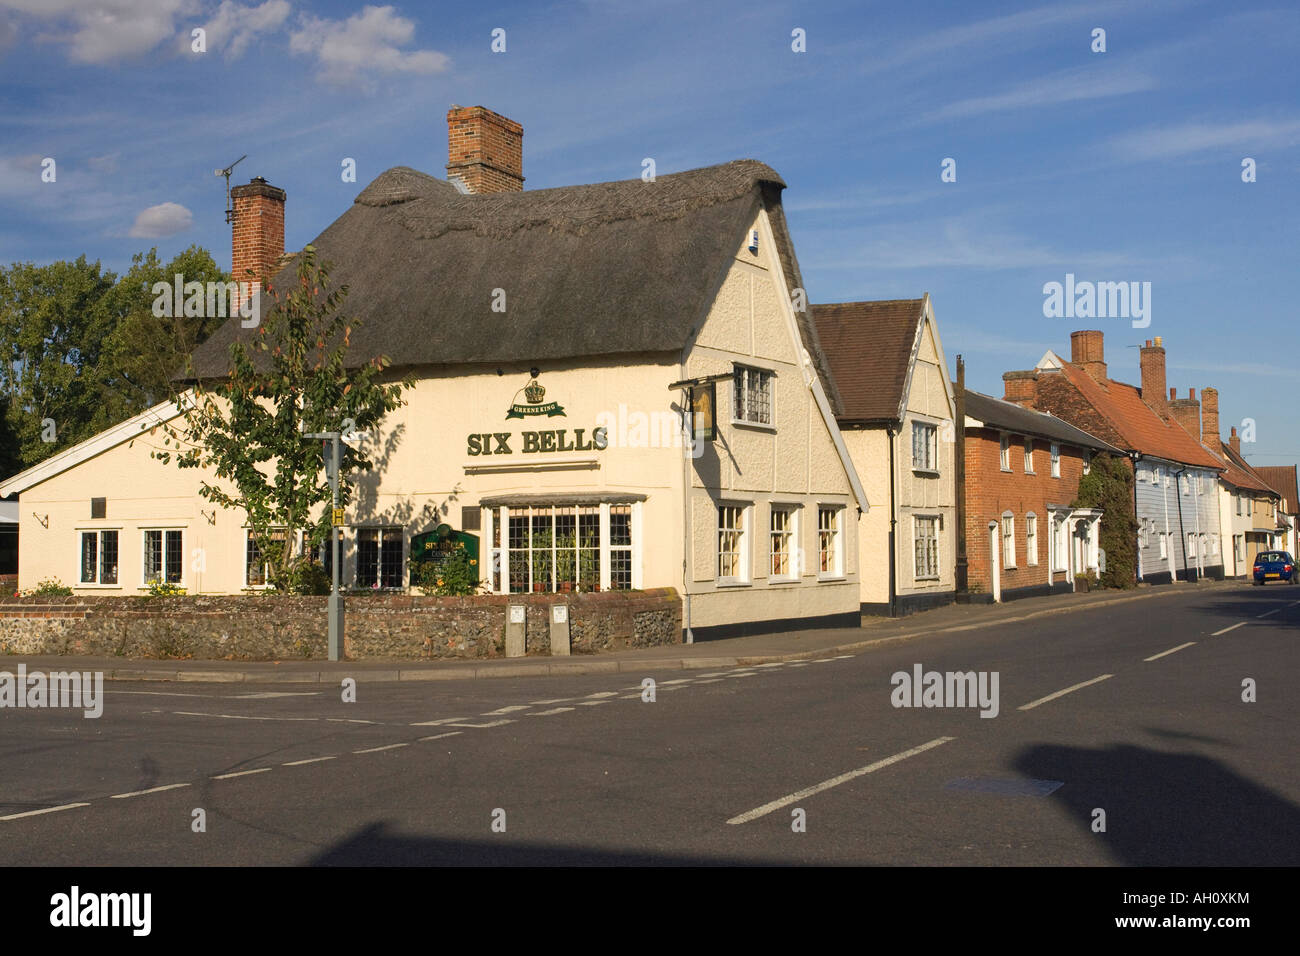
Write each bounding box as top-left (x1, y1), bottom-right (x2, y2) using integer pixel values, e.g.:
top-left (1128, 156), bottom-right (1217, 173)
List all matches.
top-left (214, 155), bottom-right (247, 223)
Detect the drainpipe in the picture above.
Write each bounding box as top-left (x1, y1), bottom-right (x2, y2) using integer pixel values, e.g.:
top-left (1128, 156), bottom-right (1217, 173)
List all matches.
top-left (680, 389), bottom-right (693, 644)
top-left (1132, 453), bottom-right (1142, 584)
top-left (888, 424), bottom-right (897, 618)
top-left (954, 356), bottom-right (968, 594)
top-left (1172, 466), bottom-right (1189, 583)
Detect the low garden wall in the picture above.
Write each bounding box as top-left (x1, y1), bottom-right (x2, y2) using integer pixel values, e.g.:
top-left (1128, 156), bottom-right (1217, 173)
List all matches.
top-left (0, 589), bottom-right (682, 661)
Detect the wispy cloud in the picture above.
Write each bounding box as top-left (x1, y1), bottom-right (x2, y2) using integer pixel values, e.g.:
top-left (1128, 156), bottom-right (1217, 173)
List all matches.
top-left (1109, 118), bottom-right (1300, 161)
top-left (924, 66), bottom-right (1156, 123)
top-left (185, 0), bottom-right (290, 60)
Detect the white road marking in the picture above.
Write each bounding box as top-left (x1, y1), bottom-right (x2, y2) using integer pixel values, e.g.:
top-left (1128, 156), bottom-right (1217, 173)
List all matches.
top-left (418, 732), bottom-right (462, 742)
top-left (283, 756), bottom-right (337, 766)
top-left (727, 737), bottom-right (956, 825)
top-left (410, 717), bottom-right (472, 726)
top-left (788, 662), bottom-right (811, 668)
top-left (482, 705), bottom-right (532, 715)
top-left (353, 743), bottom-right (408, 754)
top-left (174, 711), bottom-right (318, 722)
top-left (530, 707), bottom-right (575, 716)
top-left (1257, 607), bottom-right (1282, 618)
top-left (576, 700), bottom-right (611, 706)
top-left (726, 672), bottom-right (757, 679)
top-left (833, 655), bottom-right (854, 660)
top-left (229, 692), bottom-right (321, 699)
top-left (754, 663), bottom-right (786, 668)
top-left (585, 691), bottom-right (620, 699)
top-left (619, 693), bottom-right (641, 699)
top-left (1, 803), bottom-right (91, 821)
top-left (325, 718), bottom-right (376, 724)
top-left (212, 768), bottom-right (271, 780)
top-left (1212, 622), bottom-right (1246, 636)
top-left (530, 698), bottom-right (575, 705)
top-left (811, 658), bottom-right (839, 664)
top-left (694, 678), bottom-right (725, 684)
top-left (661, 679), bottom-right (694, 685)
top-left (696, 672), bottom-right (729, 678)
top-left (1017, 674), bottom-right (1114, 711)
top-left (446, 719), bottom-right (515, 728)
top-left (1145, 642), bottom-right (1196, 662)
top-left (109, 783), bottom-right (191, 799)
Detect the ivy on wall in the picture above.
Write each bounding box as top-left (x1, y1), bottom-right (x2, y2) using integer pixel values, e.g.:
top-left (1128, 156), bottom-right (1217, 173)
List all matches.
top-left (1073, 453), bottom-right (1138, 589)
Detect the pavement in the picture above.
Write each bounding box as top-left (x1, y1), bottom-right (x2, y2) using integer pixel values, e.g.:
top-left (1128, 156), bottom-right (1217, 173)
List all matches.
top-left (7, 577), bottom-right (1249, 682)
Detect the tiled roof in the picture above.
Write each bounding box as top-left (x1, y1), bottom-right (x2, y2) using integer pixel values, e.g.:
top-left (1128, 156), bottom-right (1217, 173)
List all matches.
top-left (812, 299), bottom-right (924, 423)
top-left (1057, 363), bottom-right (1223, 469)
top-left (1214, 442), bottom-right (1278, 495)
top-left (961, 388), bottom-right (1123, 453)
top-left (1255, 465), bottom-right (1299, 513)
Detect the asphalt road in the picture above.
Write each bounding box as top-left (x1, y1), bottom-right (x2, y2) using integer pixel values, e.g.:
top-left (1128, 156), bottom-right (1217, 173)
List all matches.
top-left (1, 584), bottom-right (1296, 865)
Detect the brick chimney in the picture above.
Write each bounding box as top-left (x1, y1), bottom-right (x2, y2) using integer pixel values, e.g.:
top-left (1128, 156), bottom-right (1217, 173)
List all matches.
top-left (1002, 370), bottom-right (1038, 406)
top-left (1202, 386), bottom-right (1220, 445)
top-left (446, 105), bottom-right (524, 194)
top-left (1070, 330), bottom-right (1107, 382)
top-left (1140, 336), bottom-right (1168, 419)
top-left (1169, 388), bottom-right (1201, 444)
top-left (230, 176), bottom-right (286, 290)
top-left (1229, 426), bottom-right (1240, 457)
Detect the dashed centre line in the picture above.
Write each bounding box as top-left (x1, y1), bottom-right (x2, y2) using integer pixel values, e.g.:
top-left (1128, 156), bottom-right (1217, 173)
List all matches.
top-left (1144, 642), bottom-right (1196, 662)
top-left (727, 737), bottom-right (956, 825)
top-left (1017, 674), bottom-right (1113, 712)
top-left (530, 707), bottom-right (575, 716)
top-left (1212, 622), bottom-right (1246, 636)
top-left (0, 803), bottom-right (91, 822)
top-left (354, 743), bottom-right (408, 754)
top-left (212, 768), bottom-right (272, 780)
top-left (109, 783), bottom-right (191, 799)
top-left (283, 756), bottom-right (337, 767)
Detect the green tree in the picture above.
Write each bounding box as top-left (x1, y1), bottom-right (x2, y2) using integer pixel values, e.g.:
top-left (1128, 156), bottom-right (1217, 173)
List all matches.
top-left (1073, 453), bottom-right (1138, 589)
top-left (0, 255), bottom-right (117, 467)
top-left (98, 245), bottom-right (229, 421)
top-left (153, 245), bottom-right (412, 591)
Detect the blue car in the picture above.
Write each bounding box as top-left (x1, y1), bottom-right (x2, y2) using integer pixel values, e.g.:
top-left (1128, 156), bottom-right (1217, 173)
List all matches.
top-left (1252, 551), bottom-right (1296, 585)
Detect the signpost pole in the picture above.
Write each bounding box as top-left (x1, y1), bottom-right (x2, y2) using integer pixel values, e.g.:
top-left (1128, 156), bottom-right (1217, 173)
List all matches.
top-left (329, 433), bottom-right (343, 662)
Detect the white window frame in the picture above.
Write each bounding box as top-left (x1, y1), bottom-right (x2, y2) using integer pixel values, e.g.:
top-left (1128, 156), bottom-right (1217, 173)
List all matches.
top-left (1002, 512), bottom-right (1016, 569)
top-left (1051, 514), bottom-right (1068, 571)
top-left (817, 505), bottom-right (845, 580)
top-left (1159, 532), bottom-right (1168, 560)
top-left (911, 420), bottom-right (939, 473)
top-left (1050, 443), bottom-right (1061, 478)
top-left (718, 503), bottom-right (750, 585)
top-left (244, 527), bottom-right (289, 590)
top-left (140, 527), bottom-right (185, 588)
top-left (1082, 451), bottom-right (1091, 475)
top-left (1026, 512), bottom-right (1038, 566)
top-left (913, 514), bottom-right (939, 581)
top-left (999, 433), bottom-right (1011, 471)
top-left (76, 527), bottom-right (122, 588)
top-left (769, 504), bottom-right (799, 583)
top-left (1023, 437), bottom-right (1034, 473)
top-left (732, 364), bottom-right (774, 428)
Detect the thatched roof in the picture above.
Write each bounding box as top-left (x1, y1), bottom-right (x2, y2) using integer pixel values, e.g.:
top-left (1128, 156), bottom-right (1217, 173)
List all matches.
top-left (187, 160), bottom-right (843, 412)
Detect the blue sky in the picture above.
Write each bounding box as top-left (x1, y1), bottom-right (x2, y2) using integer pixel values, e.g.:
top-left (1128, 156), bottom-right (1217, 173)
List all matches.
top-left (1, 0), bottom-right (1297, 465)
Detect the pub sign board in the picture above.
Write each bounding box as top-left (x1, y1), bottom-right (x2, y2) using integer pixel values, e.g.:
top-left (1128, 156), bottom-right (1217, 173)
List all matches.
top-left (410, 524), bottom-right (480, 577)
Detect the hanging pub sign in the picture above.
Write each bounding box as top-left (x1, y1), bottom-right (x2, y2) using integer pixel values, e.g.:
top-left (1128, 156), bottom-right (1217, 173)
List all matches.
top-left (689, 381), bottom-right (717, 443)
top-left (506, 375), bottom-right (565, 419)
top-left (410, 524), bottom-right (480, 576)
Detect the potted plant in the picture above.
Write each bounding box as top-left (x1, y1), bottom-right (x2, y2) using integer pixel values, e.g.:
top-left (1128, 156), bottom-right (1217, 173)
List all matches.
top-left (1074, 573), bottom-right (1091, 592)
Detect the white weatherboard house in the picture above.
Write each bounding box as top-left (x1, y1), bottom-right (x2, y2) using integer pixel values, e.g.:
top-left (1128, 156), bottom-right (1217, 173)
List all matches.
top-left (0, 106), bottom-right (871, 640)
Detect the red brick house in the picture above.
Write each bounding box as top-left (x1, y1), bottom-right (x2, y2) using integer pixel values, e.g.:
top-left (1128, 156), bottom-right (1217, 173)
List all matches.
top-left (960, 387), bottom-right (1123, 602)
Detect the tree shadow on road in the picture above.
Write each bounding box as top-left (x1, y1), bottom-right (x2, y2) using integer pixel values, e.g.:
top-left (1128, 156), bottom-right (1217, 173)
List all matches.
top-left (1014, 742), bottom-right (1300, 865)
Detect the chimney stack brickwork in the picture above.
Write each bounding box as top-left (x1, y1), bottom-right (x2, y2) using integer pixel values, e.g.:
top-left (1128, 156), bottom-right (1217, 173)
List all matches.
top-left (1168, 389), bottom-right (1202, 445)
top-left (446, 105), bottom-right (524, 193)
top-left (1230, 426), bottom-right (1241, 456)
top-left (230, 176), bottom-right (286, 286)
top-left (1070, 329), bottom-right (1107, 382)
top-left (1002, 370), bottom-right (1038, 406)
top-left (1140, 338), bottom-right (1169, 419)
top-left (1202, 387), bottom-right (1220, 444)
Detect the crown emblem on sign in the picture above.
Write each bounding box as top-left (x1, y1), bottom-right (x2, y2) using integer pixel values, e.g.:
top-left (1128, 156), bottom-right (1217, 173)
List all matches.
top-left (524, 379), bottom-right (546, 403)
